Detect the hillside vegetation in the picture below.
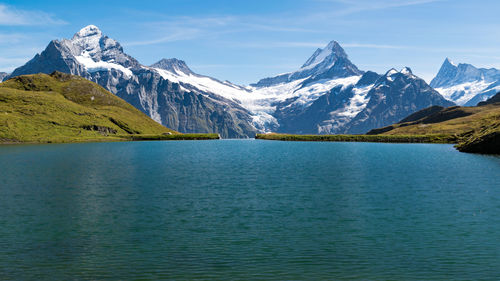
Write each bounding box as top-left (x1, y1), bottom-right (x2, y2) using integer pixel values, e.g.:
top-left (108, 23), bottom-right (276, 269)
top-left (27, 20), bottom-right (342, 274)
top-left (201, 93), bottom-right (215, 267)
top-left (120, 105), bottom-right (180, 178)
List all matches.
top-left (255, 133), bottom-right (455, 143)
top-left (368, 94), bottom-right (500, 154)
top-left (0, 72), bottom-right (218, 143)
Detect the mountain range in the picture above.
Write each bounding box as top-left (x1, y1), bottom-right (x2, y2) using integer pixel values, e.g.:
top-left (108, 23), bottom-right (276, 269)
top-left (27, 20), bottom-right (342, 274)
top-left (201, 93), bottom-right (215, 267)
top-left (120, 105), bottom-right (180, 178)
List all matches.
top-left (10, 25), bottom-right (498, 137)
top-left (8, 25), bottom-right (257, 138)
top-left (431, 58), bottom-right (500, 106)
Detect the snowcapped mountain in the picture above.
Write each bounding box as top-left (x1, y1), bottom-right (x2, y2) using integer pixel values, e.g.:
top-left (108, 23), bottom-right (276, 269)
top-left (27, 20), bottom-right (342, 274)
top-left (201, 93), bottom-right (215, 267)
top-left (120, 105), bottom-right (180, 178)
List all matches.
top-left (8, 25), bottom-right (257, 138)
top-left (265, 66), bottom-right (454, 134)
top-left (0, 72), bottom-right (8, 82)
top-left (240, 42), bottom-right (453, 134)
top-left (252, 41), bottom-right (363, 87)
top-left (430, 58), bottom-right (500, 106)
top-left (7, 25), bottom-right (454, 136)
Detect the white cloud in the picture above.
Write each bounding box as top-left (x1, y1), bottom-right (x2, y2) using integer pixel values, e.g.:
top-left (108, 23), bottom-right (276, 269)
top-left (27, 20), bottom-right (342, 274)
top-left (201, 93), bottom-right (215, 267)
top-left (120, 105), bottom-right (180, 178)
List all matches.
top-left (343, 43), bottom-right (407, 49)
top-left (0, 4), bottom-right (66, 26)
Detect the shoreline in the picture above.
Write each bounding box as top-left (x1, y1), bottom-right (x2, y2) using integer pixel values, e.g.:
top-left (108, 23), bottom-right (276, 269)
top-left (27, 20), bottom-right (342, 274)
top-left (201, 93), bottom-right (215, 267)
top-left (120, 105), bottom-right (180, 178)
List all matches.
top-left (255, 133), bottom-right (457, 144)
top-left (0, 133), bottom-right (221, 145)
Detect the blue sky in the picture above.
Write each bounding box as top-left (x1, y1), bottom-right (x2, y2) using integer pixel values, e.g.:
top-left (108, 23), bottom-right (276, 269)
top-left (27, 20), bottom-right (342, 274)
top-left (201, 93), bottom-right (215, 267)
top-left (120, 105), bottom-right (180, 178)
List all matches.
top-left (0, 0), bottom-right (499, 85)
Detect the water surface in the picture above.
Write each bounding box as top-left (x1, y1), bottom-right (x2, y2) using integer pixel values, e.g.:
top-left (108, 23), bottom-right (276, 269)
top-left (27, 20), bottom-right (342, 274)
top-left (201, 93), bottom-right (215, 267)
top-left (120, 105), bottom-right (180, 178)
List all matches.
top-left (0, 140), bottom-right (499, 280)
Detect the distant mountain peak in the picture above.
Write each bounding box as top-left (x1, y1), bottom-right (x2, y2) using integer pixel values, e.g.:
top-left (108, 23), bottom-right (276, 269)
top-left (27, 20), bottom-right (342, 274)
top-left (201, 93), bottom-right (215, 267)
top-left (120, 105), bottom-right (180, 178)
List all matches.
top-left (252, 40), bottom-right (362, 87)
top-left (444, 57), bottom-right (456, 67)
top-left (70, 25), bottom-right (120, 55)
top-left (401, 67), bottom-right (413, 75)
top-left (431, 58), bottom-right (500, 105)
top-left (301, 40), bottom-right (347, 69)
top-left (151, 58), bottom-right (193, 75)
top-left (386, 68), bottom-right (399, 76)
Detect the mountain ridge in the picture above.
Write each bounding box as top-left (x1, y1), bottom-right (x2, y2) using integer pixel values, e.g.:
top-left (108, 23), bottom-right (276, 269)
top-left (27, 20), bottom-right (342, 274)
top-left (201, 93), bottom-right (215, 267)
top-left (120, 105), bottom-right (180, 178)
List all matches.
top-left (430, 58), bottom-right (500, 106)
top-left (9, 25), bottom-right (257, 138)
top-left (7, 25), bottom-right (456, 137)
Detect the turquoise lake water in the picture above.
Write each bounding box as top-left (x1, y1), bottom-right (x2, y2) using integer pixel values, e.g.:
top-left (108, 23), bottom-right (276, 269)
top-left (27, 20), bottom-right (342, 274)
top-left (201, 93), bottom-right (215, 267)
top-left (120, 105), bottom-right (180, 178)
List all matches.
top-left (0, 140), bottom-right (499, 280)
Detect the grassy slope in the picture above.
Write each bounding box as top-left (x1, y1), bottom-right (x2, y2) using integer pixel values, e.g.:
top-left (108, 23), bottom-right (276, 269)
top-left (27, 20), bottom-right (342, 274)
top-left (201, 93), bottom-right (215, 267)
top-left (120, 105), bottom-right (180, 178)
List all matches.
top-left (255, 133), bottom-right (455, 143)
top-left (371, 105), bottom-right (500, 137)
top-left (373, 104), bottom-right (500, 153)
top-left (0, 72), bottom-right (218, 143)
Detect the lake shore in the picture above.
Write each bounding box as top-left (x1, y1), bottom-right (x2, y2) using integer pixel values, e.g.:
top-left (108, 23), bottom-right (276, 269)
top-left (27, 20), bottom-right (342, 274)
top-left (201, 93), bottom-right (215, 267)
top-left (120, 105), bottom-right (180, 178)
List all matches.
top-left (0, 133), bottom-right (221, 145)
top-left (255, 133), bottom-right (457, 143)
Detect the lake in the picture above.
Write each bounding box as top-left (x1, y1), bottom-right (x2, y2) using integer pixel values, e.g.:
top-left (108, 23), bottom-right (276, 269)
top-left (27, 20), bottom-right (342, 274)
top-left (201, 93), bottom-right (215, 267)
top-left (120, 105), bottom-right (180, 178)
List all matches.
top-left (0, 140), bottom-right (499, 280)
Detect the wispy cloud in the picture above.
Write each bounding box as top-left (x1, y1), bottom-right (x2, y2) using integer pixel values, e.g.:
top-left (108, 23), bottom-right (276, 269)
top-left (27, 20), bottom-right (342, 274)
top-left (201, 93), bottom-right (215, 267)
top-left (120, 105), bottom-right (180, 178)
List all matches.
top-left (225, 41), bottom-right (410, 50)
top-left (124, 28), bottom-right (202, 46)
top-left (0, 33), bottom-right (26, 43)
top-left (0, 4), bottom-right (66, 25)
top-left (122, 14), bottom-right (322, 47)
top-left (342, 43), bottom-right (407, 49)
top-left (228, 41), bottom-right (324, 48)
top-left (123, 16), bottom-right (236, 46)
top-left (316, 0), bottom-right (444, 16)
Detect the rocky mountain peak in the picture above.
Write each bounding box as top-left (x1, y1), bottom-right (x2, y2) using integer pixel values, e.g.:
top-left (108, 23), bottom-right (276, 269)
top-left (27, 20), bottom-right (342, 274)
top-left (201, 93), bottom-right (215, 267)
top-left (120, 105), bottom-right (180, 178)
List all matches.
top-left (401, 67), bottom-right (413, 75)
top-left (252, 40), bottom-right (361, 87)
top-left (72, 25), bottom-right (120, 55)
top-left (151, 58), bottom-right (193, 75)
top-left (430, 58), bottom-right (460, 88)
top-left (301, 40), bottom-right (347, 69)
top-left (444, 57), bottom-right (456, 67)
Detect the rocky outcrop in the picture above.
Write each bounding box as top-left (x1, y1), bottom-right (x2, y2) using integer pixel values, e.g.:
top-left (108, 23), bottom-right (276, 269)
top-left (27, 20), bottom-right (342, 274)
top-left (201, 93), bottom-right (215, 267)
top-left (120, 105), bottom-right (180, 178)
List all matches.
top-left (456, 125), bottom-right (500, 154)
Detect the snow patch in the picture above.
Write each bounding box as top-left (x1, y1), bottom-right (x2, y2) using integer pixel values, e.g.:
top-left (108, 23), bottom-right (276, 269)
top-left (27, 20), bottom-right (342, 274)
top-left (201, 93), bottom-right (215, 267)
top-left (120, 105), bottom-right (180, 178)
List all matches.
top-left (75, 52), bottom-right (133, 77)
top-left (435, 80), bottom-right (497, 105)
top-left (336, 84), bottom-right (372, 118)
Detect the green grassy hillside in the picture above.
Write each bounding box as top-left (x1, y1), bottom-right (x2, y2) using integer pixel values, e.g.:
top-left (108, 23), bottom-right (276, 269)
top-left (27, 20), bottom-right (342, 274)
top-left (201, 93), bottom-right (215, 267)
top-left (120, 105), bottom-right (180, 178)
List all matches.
top-left (366, 98), bottom-right (500, 154)
top-left (366, 104), bottom-right (500, 137)
top-left (0, 72), bottom-right (218, 143)
top-left (255, 133), bottom-right (455, 143)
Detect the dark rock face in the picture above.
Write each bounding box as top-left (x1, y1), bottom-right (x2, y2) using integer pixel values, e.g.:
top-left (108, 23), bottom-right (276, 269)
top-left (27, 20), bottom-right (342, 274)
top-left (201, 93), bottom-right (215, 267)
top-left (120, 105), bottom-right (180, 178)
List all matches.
top-left (344, 69), bottom-right (455, 134)
top-left (456, 129), bottom-right (500, 154)
top-left (273, 68), bottom-right (454, 134)
top-left (10, 40), bottom-right (89, 79)
top-left (8, 26), bottom-right (257, 138)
